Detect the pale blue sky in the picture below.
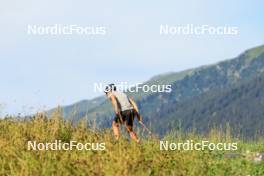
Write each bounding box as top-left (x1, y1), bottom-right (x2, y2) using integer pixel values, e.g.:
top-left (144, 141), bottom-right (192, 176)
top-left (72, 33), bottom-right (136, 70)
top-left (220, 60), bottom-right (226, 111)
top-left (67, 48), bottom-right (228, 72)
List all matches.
top-left (0, 0), bottom-right (263, 115)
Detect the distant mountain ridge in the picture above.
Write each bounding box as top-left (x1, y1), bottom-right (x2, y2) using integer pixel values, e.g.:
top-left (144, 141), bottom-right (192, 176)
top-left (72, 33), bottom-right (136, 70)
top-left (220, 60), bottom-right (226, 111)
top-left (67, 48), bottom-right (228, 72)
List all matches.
top-left (148, 71), bottom-right (264, 138)
top-left (49, 45), bottom-right (264, 138)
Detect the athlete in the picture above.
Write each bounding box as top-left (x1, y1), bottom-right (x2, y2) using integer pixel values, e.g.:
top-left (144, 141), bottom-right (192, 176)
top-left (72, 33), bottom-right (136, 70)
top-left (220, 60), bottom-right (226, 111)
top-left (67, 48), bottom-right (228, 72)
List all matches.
top-left (104, 84), bottom-right (141, 143)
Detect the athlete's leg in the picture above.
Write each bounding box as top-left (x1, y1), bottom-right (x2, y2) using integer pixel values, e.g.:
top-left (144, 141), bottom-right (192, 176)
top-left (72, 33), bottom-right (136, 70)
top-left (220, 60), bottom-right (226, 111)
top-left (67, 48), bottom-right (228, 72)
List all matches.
top-left (125, 123), bottom-right (140, 143)
top-left (112, 120), bottom-right (121, 140)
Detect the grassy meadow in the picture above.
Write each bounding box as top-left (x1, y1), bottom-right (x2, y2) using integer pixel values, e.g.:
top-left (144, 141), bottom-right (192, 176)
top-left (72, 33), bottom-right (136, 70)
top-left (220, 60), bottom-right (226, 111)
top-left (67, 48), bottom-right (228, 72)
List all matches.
top-left (0, 110), bottom-right (264, 176)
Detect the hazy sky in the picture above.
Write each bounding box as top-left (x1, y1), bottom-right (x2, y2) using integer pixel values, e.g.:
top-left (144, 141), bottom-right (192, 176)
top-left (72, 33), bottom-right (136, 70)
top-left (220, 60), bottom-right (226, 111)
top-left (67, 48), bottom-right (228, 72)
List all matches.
top-left (0, 0), bottom-right (263, 115)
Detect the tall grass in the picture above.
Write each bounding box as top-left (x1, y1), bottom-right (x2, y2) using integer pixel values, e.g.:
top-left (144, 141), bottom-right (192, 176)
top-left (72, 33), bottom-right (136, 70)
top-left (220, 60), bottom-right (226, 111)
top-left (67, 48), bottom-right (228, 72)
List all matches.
top-left (0, 110), bottom-right (264, 176)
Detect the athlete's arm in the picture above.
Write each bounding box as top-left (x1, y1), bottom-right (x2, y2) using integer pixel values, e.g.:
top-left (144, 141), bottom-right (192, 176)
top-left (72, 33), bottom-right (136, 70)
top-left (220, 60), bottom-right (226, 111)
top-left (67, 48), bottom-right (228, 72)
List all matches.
top-left (110, 95), bottom-right (120, 115)
top-left (129, 97), bottom-right (142, 122)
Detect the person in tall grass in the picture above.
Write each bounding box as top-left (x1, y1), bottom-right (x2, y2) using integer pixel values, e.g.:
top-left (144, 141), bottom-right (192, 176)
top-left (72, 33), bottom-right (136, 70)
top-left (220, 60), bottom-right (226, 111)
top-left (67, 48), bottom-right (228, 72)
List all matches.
top-left (104, 84), bottom-right (141, 143)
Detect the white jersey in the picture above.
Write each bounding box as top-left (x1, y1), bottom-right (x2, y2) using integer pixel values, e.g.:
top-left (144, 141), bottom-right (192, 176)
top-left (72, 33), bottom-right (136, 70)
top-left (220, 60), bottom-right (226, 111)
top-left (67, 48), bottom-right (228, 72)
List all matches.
top-left (108, 91), bottom-right (133, 111)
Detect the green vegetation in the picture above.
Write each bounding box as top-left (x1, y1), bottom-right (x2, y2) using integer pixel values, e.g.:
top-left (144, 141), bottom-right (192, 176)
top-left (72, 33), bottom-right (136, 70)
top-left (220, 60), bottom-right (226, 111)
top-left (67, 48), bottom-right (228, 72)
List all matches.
top-left (1, 112), bottom-right (264, 176)
top-left (244, 45), bottom-right (264, 62)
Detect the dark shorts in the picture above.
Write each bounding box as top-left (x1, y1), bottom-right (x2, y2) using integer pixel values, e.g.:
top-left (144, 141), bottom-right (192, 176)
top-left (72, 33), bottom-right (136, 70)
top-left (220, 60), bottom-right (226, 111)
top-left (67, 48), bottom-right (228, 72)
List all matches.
top-left (114, 109), bottom-right (135, 127)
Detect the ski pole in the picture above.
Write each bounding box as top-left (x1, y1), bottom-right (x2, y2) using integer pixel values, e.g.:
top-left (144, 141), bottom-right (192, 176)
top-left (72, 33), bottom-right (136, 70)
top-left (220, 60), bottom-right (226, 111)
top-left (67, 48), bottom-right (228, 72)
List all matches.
top-left (138, 121), bottom-right (158, 140)
top-left (139, 121), bottom-right (152, 135)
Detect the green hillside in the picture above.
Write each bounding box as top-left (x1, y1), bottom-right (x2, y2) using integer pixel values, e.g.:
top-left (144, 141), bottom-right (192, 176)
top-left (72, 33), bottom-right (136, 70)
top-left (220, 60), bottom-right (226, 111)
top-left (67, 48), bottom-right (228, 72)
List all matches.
top-left (151, 71), bottom-right (264, 138)
top-left (50, 45), bottom-right (264, 138)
